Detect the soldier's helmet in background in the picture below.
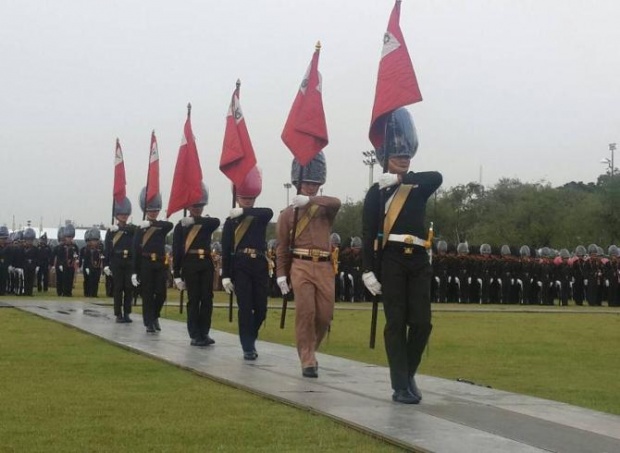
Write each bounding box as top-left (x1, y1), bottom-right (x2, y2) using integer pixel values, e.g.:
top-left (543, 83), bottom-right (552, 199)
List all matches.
top-left (85, 228), bottom-right (101, 241)
top-left (480, 243), bottom-right (492, 255)
top-left (587, 243), bottom-right (599, 256)
top-left (519, 245), bottom-right (530, 257)
top-left (608, 245), bottom-right (619, 257)
top-left (57, 226), bottom-right (66, 241)
top-left (139, 187), bottom-right (162, 212)
top-left (350, 237), bottom-right (362, 249)
top-left (40, 232), bottom-right (48, 242)
top-left (236, 166), bottom-right (262, 198)
top-left (0, 226), bottom-right (9, 239)
top-left (23, 228), bottom-right (36, 241)
top-left (64, 224), bottom-right (76, 239)
top-left (597, 246), bottom-right (604, 256)
top-left (374, 108), bottom-right (419, 166)
top-left (114, 197), bottom-right (132, 217)
top-left (437, 240), bottom-right (448, 253)
top-left (211, 241), bottom-right (222, 254)
top-left (541, 247), bottom-right (551, 258)
top-left (559, 248), bottom-right (570, 259)
top-left (192, 183), bottom-right (209, 207)
top-left (291, 151), bottom-right (326, 186)
top-left (500, 244), bottom-right (511, 256)
top-left (457, 242), bottom-right (469, 254)
top-left (330, 233), bottom-right (341, 246)
top-left (575, 245), bottom-right (587, 257)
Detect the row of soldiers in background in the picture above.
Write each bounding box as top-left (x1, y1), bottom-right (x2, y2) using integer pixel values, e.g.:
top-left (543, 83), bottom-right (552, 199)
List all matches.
top-left (431, 241), bottom-right (620, 307)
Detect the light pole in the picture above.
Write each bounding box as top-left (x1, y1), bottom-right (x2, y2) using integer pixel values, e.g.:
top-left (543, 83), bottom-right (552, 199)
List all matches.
top-left (601, 143), bottom-right (617, 177)
top-left (362, 150), bottom-right (377, 188)
top-left (283, 183), bottom-right (292, 205)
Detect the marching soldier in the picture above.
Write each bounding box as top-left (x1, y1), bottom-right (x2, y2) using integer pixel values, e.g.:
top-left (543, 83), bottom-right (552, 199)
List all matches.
top-left (80, 228), bottom-right (103, 297)
top-left (361, 108), bottom-right (442, 404)
top-left (0, 226), bottom-right (10, 295)
top-left (54, 224), bottom-right (79, 297)
top-left (132, 188), bottom-right (173, 333)
top-left (22, 228), bottom-right (38, 296)
top-left (36, 233), bottom-right (52, 292)
top-left (172, 184), bottom-right (220, 346)
top-left (221, 167), bottom-right (273, 359)
top-left (276, 151), bottom-right (341, 378)
top-left (104, 197), bottom-right (136, 323)
top-left (330, 233), bottom-right (342, 302)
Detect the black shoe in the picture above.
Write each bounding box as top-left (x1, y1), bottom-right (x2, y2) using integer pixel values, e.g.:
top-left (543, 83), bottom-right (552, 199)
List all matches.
top-left (115, 315), bottom-right (125, 323)
top-left (205, 336), bottom-right (215, 345)
top-left (392, 389), bottom-right (420, 404)
top-left (123, 314), bottom-right (133, 323)
top-left (146, 324), bottom-right (156, 333)
top-left (302, 367), bottom-right (318, 378)
top-left (243, 351), bottom-right (258, 361)
top-left (191, 338), bottom-right (207, 346)
top-left (408, 376), bottom-right (422, 400)
top-left (153, 319), bottom-right (161, 331)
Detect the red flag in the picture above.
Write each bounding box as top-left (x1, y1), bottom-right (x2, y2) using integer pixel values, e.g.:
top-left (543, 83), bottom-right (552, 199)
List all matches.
top-left (146, 130), bottom-right (160, 203)
top-left (113, 138), bottom-right (126, 203)
top-left (166, 106), bottom-right (203, 218)
top-left (281, 43), bottom-right (328, 166)
top-left (219, 81), bottom-right (257, 187)
top-left (369, 0), bottom-right (422, 150)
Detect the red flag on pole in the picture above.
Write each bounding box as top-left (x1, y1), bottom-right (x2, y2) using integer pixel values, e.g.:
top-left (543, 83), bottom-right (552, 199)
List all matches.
top-left (166, 104), bottom-right (203, 218)
top-left (219, 80), bottom-right (257, 187)
top-left (113, 138), bottom-right (126, 203)
top-left (369, 0), bottom-right (422, 150)
top-left (281, 42), bottom-right (328, 166)
top-left (146, 130), bottom-right (160, 203)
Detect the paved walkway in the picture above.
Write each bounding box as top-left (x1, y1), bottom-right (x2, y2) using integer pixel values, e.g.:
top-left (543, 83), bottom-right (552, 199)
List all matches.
top-left (8, 299), bottom-right (620, 453)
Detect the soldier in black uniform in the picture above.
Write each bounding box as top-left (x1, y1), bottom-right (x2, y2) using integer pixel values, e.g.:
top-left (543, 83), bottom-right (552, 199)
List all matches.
top-left (54, 224), bottom-right (79, 297)
top-left (104, 197), bottom-right (136, 322)
top-left (52, 228), bottom-right (65, 296)
top-left (607, 245), bottom-right (620, 307)
top-left (22, 228), bottom-right (38, 296)
top-left (172, 184), bottom-right (220, 346)
top-left (0, 226), bottom-right (10, 295)
top-left (361, 108), bottom-right (442, 404)
top-left (80, 228), bottom-right (103, 297)
top-left (220, 168), bottom-right (273, 359)
top-left (36, 233), bottom-right (52, 292)
top-left (132, 188), bottom-right (173, 333)
top-left (432, 240), bottom-right (449, 303)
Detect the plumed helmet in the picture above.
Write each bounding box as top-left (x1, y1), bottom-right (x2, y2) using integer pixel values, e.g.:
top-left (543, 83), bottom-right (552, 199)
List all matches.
top-left (330, 233), bottom-right (341, 246)
top-left (23, 228), bottom-right (36, 240)
top-left (0, 226), bottom-right (8, 239)
top-left (57, 226), bottom-right (65, 241)
top-left (559, 248), bottom-right (570, 259)
top-left (291, 151), bottom-right (326, 186)
top-left (480, 244), bottom-right (492, 255)
top-left (375, 108), bottom-right (419, 166)
top-left (114, 197), bottom-right (132, 216)
top-left (211, 241), bottom-right (222, 254)
top-left (587, 243), bottom-right (598, 255)
top-left (192, 183), bottom-right (209, 207)
top-left (350, 237), bottom-right (362, 248)
top-left (457, 242), bottom-right (469, 254)
top-left (139, 187), bottom-right (162, 212)
top-left (608, 245), bottom-right (619, 257)
top-left (519, 245), bottom-right (530, 257)
top-left (575, 245), bottom-right (586, 257)
top-left (500, 245), bottom-right (511, 256)
top-left (64, 224), bottom-right (75, 238)
top-left (236, 166), bottom-right (262, 198)
top-left (437, 240), bottom-right (448, 253)
top-left (85, 228), bottom-right (101, 241)
top-left (40, 232), bottom-right (48, 242)
top-left (597, 246), bottom-right (604, 256)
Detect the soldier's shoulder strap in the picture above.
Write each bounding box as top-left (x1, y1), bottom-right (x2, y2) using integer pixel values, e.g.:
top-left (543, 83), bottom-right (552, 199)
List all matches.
top-left (184, 224), bottom-right (203, 254)
top-left (383, 184), bottom-right (413, 246)
top-left (141, 227), bottom-right (158, 248)
top-left (294, 204), bottom-right (320, 240)
top-left (234, 216), bottom-right (255, 249)
top-left (111, 231), bottom-right (124, 248)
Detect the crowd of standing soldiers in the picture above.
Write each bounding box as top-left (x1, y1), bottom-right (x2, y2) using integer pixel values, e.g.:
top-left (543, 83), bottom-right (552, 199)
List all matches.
top-left (432, 242), bottom-right (620, 307)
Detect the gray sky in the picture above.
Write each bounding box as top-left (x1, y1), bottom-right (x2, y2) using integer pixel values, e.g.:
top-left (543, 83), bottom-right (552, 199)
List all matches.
top-left (2, 0), bottom-right (619, 230)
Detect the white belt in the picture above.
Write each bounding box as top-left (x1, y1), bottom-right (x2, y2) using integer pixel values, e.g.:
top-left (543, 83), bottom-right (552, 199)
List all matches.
top-left (387, 234), bottom-right (428, 248)
top-left (292, 248), bottom-right (331, 258)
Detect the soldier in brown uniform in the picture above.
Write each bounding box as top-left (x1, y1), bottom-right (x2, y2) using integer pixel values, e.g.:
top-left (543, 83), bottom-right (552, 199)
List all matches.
top-left (276, 152), bottom-right (341, 378)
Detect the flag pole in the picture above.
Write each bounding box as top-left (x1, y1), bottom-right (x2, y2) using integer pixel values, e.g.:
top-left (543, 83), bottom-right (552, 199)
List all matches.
top-left (228, 79), bottom-right (241, 323)
top-left (112, 138), bottom-right (120, 225)
top-left (179, 103), bottom-right (191, 314)
top-left (143, 130), bottom-right (155, 222)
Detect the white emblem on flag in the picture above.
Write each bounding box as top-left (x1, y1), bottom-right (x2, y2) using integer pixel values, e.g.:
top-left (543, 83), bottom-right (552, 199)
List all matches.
top-left (381, 31), bottom-right (401, 58)
top-left (114, 149), bottom-right (123, 165)
top-left (299, 64), bottom-right (322, 94)
top-left (150, 143), bottom-right (159, 164)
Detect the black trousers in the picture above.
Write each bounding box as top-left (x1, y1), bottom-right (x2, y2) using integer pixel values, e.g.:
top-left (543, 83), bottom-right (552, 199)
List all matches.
top-left (233, 255), bottom-right (268, 353)
top-left (140, 261), bottom-right (167, 326)
top-left (84, 268), bottom-right (101, 297)
top-left (37, 265), bottom-right (49, 292)
top-left (112, 259), bottom-right (133, 316)
top-left (183, 259), bottom-right (214, 341)
top-left (381, 251), bottom-right (433, 391)
top-left (0, 265), bottom-right (7, 295)
top-left (62, 266), bottom-right (75, 297)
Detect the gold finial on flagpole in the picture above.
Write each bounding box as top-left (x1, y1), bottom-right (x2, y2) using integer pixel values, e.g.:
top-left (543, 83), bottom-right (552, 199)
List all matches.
top-left (315, 41), bottom-right (321, 51)
top-left (187, 103), bottom-right (192, 118)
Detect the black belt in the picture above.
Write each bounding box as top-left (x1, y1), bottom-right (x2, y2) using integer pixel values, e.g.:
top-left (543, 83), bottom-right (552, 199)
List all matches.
top-left (142, 252), bottom-right (165, 262)
top-left (293, 253), bottom-right (330, 262)
top-left (114, 249), bottom-right (132, 258)
top-left (236, 248), bottom-right (265, 258)
top-left (186, 249), bottom-right (210, 259)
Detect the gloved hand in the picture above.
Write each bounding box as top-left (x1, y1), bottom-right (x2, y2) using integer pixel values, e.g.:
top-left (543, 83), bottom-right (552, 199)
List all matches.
top-left (537, 281), bottom-right (543, 288)
top-left (35, 266), bottom-right (40, 274)
top-left (277, 276), bottom-right (290, 295)
top-left (378, 173), bottom-right (400, 190)
top-left (291, 195), bottom-right (310, 208)
top-left (139, 220), bottom-right (151, 229)
top-left (584, 279), bottom-right (588, 286)
top-left (109, 224), bottom-right (119, 232)
top-left (8, 265), bottom-right (14, 273)
top-left (58, 265), bottom-right (64, 272)
top-left (222, 277), bottom-right (234, 294)
top-left (103, 266), bottom-right (112, 277)
top-left (230, 208), bottom-right (244, 219)
top-left (180, 217), bottom-right (194, 227)
top-left (16, 268), bottom-right (24, 277)
top-left (131, 274), bottom-right (140, 287)
top-left (173, 277), bottom-right (185, 291)
top-left (85, 268), bottom-right (90, 275)
top-left (362, 271), bottom-right (382, 296)
top-left (467, 277), bottom-right (472, 285)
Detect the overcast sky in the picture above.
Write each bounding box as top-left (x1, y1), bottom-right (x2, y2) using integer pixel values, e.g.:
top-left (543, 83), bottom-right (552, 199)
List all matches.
top-left (2, 0), bottom-right (619, 231)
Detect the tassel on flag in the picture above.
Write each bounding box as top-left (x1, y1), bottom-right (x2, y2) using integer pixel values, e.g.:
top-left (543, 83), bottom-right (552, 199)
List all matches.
top-left (113, 138), bottom-right (126, 203)
top-left (281, 41), bottom-right (328, 166)
top-left (219, 80), bottom-right (257, 187)
top-left (146, 130), bottom-right (160, 204)
top-left (166, 104), bottom-right (203, 218)
top-left (369, 0), bottom-right (422, 150)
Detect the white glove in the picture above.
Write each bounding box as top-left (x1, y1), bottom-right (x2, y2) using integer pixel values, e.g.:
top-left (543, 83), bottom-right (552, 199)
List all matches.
top-left (103, 266), bottom-right (112, 277)
top-left (229, 208), bottom-right (244, 219)
top-left (477, 278), bottom-right (482, 285)
top-left (35, 266), bottom-right (40, 274)
top-left (222, 277), bottom-right (234, 294)
top-left (139, 220), bottom-right (151, 229)
top-left (85, 268), bottom-right (90, 275)
top-left (16, 268), bottom-right (24, 277)
top-left (378, 173), bottom-right (400, 190)
top-left (454, 277), bottom-right (460, 285)
top-left (277, 276), bottom-right (290, 295)
top-left (174, 277), bottom-right (185, 291)
top-left (605, 279), bottom-right (610, 287)
top-left (131, 274), bottom-right (140, 287)
top-left (291, 195), bottom-right (310, 208)
top-left (180, 216), bottom-right (194, 227)
top-left (435, 276), bottom-right (440, 284)
top-left (584, 279), bottom-right (588, 286)
top-left (467, 277), bottom-right (472, 285)
top-left (109, 224), bottom-right (119, 232)
top-left (537, 281), bottom-right (543, 288)
top-left (58, 265), bottom-right (64, 272)
top-left (8, 265), bottom-right (14, 272)
top-left (362, 271), bottom-right (382, 296)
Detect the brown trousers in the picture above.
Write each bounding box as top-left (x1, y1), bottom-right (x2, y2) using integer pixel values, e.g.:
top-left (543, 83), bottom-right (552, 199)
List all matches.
top-left (291, 259), bottom-right (335, 368)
